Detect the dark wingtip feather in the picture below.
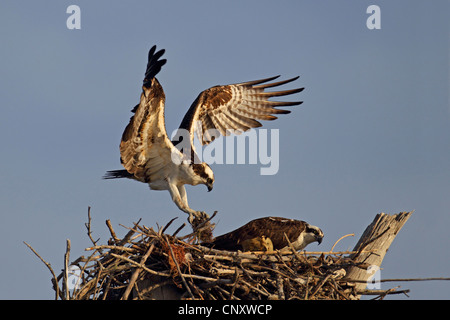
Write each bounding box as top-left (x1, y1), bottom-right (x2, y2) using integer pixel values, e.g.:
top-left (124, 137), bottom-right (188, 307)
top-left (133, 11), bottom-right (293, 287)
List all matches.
top-left (237, 75), bottom-right (281, 87)
top-left (143, 45), bottom-right (167, 87)
top-left (253, 76), bottom-right (301, 89)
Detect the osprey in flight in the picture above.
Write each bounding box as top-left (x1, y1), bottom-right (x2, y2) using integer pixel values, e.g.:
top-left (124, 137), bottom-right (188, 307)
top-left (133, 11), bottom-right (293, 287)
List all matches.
top-left (104, 46), bottom-right (304, 223)
top-left (206, 217), bottom-right (324, 252)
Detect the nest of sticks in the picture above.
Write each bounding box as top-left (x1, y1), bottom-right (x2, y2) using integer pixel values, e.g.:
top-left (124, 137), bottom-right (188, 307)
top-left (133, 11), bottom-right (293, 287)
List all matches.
top-left (25, 210), bottom-right (409, 300)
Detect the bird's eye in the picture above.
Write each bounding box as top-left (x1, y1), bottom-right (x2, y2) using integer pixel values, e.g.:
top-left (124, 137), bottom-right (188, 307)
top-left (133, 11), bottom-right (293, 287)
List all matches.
top-left (207, 178), bottom-right (213, 184)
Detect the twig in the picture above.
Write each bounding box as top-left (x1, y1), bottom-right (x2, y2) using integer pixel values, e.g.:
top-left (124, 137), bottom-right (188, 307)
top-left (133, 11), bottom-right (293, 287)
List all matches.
top-left (85, 207), bottom-right (100, 245)
top-left (228, 267), bottom-right (240, 300)
top-left (92, 260), bottom-right (104, 299)
top-left (164, 235), bottom-right (194, 299)
top-left (304, 274), bottom-right (311, 300)
top-left (240, 280), bottom-right (271, 297)
top-left (121, 242), bottom-right (156, 300)
top-left (118, 219), bottom-right (141, 246)
top-left (102, 277), bottom-right (113, 300)
top-left (23, 241), bottom-right (60, 300)
top-left (283, 233), bottom-right (303, 262)
top-left (161, 217), bottom-right (178, 235)
top-left (109, 253), bottom-right (170, 277)
top-left (63, 239), bottom-right (71, 300)
top-left (273, 264), bottom-right (285, 300)
top-left (300, 250), bottom-right (377, 256)
top-left (330, 233), bottom-right (354, 252)
top-left (172, 223), bottom-right (186, 237)
top-left (328, 278), bottom-right (351, 300)
top-left (309, 274), bottom-right (332, 299)
top-left (85, 245), bottom-right (138, 253)
top-left (358, 287), bottom-right (410, 299)
top-left (346, 277), bottom-right (450, 283)
top-left (105, 219), bottom-right (119, 244)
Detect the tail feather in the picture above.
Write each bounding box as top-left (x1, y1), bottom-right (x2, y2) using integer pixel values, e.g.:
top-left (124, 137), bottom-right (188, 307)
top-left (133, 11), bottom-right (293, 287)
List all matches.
top-left (103, 170), bottom-right (133, 179)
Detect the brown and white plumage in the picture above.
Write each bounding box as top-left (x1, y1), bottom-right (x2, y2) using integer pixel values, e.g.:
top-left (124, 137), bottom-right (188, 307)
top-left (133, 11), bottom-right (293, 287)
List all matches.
top-left (241, 235), bottom-right (274, 252)
top-left (104, 46), bottom-right (303, 223)
top-left (205, 217), bottom-right (324, 252)
top-left (175, 75), bottom-right (304, 147)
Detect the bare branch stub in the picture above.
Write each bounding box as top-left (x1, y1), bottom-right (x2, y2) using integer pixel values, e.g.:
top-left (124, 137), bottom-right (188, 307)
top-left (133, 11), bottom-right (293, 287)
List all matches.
top-left (344, 211), bottom-right (413, 294)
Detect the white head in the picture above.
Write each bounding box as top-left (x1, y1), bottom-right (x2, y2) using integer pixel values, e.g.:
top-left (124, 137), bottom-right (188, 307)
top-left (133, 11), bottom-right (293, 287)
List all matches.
top-left (303, 223), bottom-right (324, 247)
top-left (293, 223), bottom-right (324, 251)
top-left (191, 163), bottom-right (215, 191)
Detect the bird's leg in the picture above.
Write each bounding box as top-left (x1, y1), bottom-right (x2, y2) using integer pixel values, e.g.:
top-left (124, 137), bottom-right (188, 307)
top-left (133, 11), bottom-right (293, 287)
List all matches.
top-left (168, 182), bottom-right (195, 213)
top-left (168, 183), bottom-right (207, 224)
top-left (177, 185), bottom-right (194, 223)
top-left (177, 184), bottom-right (210, 223)
top-left (176, 184), bottom-right (197, 223)
top-left (177, 184), bottom-right (190, 211)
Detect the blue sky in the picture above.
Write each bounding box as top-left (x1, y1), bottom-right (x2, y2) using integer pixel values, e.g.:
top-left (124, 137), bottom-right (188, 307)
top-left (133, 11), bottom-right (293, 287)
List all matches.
top-left (0, 1), bottom-right (449, 299)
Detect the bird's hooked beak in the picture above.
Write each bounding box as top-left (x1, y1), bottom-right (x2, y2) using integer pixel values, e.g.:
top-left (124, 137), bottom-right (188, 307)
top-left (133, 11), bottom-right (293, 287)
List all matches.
top-left (207, 183), bottom-right (213, 192)
top-left (315, 232), bottom-right (324, 245)
top-left (316, 236), bottom-right (323, 245)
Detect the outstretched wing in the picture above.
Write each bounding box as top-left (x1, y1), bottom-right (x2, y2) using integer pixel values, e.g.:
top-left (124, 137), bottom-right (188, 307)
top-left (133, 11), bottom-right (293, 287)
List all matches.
top-left (117, 45), bottom-right (181, 183)
top-left (176, 76), bottom-right (304, 146)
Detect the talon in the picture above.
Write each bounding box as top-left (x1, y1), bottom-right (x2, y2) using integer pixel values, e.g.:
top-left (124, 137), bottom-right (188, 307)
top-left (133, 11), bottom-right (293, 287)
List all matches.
top-left (187, 212), bottom-right (195, 225)
top-left (199, 211), bottom-right (210, 220)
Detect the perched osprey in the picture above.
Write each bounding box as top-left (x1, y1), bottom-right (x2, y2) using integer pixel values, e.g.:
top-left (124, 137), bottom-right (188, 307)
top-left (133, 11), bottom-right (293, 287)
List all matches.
top-left (104, 46), bottom-right (304, 223)
top-left (205, 217), bottom-right (324, 252)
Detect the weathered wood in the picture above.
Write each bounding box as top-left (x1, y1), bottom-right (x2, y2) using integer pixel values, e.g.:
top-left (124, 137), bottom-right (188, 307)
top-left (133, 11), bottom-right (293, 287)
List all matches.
top-left (344, 211), bottom-right (413, 295)
top-left (63, 239), bottom-right (71, 300)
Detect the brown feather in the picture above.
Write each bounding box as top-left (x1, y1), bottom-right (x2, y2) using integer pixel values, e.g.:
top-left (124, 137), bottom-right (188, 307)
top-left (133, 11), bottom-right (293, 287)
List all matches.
top-left (241, 236), bottom-right (274, 252)
top-left (208, 217), bottom-right (306, 251)
top-left (252, 76), bottom-right (300, 89)
top-left (119, 79), bottom-right (175, 183)
top-left (176, 76), bottom-right (303, 149)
